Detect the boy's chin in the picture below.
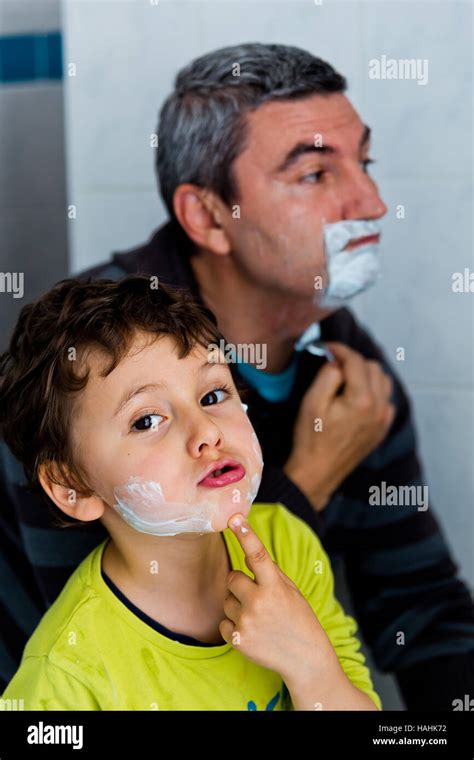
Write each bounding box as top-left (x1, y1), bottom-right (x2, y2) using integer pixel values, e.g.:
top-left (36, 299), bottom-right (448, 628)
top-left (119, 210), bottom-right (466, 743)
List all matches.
top-left (213, 498), bottom-right (252, 532)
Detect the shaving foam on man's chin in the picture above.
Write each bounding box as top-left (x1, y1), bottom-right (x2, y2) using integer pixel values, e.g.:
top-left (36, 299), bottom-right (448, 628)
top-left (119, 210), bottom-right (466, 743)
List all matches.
top-left (317, 219), bottom-right (382, 309)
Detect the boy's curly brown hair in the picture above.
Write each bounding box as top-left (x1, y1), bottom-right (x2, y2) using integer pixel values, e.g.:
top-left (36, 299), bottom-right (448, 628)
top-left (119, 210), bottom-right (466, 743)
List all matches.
top-left (0, 274), bottom-right (242, 523)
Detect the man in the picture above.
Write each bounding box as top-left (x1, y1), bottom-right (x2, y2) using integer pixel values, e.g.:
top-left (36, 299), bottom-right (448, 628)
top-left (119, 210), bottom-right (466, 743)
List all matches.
top-left (1, 43), bottom-right (473, 709)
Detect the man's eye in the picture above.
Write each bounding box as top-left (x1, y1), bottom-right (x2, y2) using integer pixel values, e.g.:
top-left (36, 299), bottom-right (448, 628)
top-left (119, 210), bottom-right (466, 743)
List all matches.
top-left (301, 159), bottom-right (376, 183)
top-left (361, 158), bottom-right (376, 173)
top-left (131, 413), bottom-right (164, 432)
top-left (300, 170), bottom-right (325, 184)
top-left (201, 386), bottom-right (232, 406)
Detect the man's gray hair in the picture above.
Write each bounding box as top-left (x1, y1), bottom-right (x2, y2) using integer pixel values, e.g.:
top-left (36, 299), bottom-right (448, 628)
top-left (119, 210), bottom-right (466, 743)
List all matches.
top-left (155, 42), bottom-right (346, 222)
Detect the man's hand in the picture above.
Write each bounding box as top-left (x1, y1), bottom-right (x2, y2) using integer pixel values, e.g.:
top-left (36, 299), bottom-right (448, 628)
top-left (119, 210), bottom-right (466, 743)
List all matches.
top-left (220, 513), bottom-right (378, 710)
top-left (284, 342), bottom-right (396, 511)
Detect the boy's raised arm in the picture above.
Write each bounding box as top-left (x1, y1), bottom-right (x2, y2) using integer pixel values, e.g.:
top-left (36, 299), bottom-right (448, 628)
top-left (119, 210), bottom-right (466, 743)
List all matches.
top-left (222, 511), bottom-right (381, 710)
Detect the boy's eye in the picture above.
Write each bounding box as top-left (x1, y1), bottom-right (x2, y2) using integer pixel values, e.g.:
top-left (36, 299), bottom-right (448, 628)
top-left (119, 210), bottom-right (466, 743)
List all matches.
top-left (201, 386), bottom-right (231, 406)
top-left (131, 413), bottom-right (165, 432)
top-left (129, 386), bottom-right (232, 431)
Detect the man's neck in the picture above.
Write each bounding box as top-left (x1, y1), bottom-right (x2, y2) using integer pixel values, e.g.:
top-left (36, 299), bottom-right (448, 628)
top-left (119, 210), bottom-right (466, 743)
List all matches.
top-left (190, 248), bottom-right (324, 374)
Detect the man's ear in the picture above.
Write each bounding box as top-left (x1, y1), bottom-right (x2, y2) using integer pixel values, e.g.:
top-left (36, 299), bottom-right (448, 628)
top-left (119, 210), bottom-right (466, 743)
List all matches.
top-left (38, 462), bottom-right (105, 522)
top-left (173, 184), bottom-right (232, 256)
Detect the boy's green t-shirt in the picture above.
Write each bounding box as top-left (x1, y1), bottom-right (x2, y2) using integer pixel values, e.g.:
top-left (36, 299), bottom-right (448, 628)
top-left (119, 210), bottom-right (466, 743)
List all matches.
top-left (2, 503), bottom-right (381, 711)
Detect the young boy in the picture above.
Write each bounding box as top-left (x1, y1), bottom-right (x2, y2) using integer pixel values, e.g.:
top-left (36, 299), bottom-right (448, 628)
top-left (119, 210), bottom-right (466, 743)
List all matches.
top-left (0, 275), bottom-right (381, 711)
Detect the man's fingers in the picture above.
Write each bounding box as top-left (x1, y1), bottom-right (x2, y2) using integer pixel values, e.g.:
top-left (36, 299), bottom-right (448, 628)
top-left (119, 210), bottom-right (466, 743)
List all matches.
top-left (381, 369), bottom-right (393, 401)
top-left (366, 360), bottom-right (393, 405)
top-left (325, 342), bottom-right (371, 397)
top-left (304, 360), bottom-right (344, 408)
top-left (228, 513), bottom-right (276, 585)
top-left (327, 343), bottom-right (394, 406)
top-left (384, 401), bottom-right (397, 431)
top-left (325, 341), bottom-right (360, 363)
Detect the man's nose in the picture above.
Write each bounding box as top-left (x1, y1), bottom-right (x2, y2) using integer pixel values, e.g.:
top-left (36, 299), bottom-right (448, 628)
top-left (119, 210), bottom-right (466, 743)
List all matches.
top-left (339, 163), bottom-right (388, 221)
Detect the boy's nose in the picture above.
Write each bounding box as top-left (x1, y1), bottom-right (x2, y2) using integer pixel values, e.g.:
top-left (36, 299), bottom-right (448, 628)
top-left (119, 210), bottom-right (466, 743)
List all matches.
top-left (186, 416), bottom-right (223, 459)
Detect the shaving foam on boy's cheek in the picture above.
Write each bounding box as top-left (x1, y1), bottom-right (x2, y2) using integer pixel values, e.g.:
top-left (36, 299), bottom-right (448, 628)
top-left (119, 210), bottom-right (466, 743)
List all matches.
top-left (113, 467), bottom-right (262, 537)
top-left (113, 477), bottom-right (219, 537)
top-left (112, 409), bottom-right (264, 537)
top-left (241, 406), bottom-right (264, 500)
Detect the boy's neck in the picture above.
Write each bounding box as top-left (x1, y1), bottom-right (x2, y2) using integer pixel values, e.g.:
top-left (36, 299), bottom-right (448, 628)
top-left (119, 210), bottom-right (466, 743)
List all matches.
top-left (101, 528), bottom-right (232, 640)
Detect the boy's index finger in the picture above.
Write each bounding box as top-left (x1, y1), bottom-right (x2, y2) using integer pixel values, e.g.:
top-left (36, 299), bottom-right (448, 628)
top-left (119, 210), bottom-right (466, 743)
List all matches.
top-left (228, 514), bottom-right (276, 585)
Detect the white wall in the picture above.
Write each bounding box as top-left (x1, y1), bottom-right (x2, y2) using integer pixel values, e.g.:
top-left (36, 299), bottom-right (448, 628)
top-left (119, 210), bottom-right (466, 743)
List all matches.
top-left (0, 0), bottom-right (68, 350)
top-left (62, 0), bottom-right (474, 708)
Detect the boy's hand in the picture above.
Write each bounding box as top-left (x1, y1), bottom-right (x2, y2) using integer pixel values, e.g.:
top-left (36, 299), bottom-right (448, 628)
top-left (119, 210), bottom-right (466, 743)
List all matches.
top-left (219, 513), bottom-right (340, 685)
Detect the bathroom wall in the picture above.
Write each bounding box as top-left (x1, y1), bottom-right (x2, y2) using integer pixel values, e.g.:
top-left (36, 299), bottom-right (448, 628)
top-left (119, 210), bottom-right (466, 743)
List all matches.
top-left (0, 0), bottom-right (68, 349)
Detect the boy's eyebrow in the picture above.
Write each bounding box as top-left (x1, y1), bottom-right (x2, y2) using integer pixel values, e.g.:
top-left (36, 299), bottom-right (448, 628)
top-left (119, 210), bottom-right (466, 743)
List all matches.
top-left (274, 123), bottom-right (371, 174)
top-left (113, 382), bottom-right (167, 418)
top-left (112, 359), bottom-right (217, 418)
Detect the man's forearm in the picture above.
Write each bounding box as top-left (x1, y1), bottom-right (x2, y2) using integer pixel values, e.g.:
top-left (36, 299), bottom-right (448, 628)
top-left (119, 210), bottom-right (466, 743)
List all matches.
top-left (257, 463), bottom-right (326, 536)
top-left (282, 457), bottom-right (333, 512)
top-left (397, 651), bottom-right (474, 711)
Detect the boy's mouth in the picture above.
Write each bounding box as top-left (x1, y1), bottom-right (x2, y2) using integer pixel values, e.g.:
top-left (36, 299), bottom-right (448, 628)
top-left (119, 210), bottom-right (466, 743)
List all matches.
top-left (197, 459), bottom-right (246, 488)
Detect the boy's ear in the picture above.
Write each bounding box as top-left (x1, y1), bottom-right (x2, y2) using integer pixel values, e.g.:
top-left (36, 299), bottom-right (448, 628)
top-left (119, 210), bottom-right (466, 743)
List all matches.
top-left (38, 462), bottom-right (105, 522)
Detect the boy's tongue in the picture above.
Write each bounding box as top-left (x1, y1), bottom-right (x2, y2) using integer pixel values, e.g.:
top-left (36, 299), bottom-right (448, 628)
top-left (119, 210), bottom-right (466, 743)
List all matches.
top-left (198, 463), bottom-right (246, 488)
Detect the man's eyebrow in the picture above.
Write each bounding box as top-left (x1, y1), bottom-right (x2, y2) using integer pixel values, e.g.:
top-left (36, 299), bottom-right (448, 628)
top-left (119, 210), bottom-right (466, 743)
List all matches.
top-left (274, 123), bottom-right (372, 174)
top-left (112, 359), bottom-right (217, 418)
